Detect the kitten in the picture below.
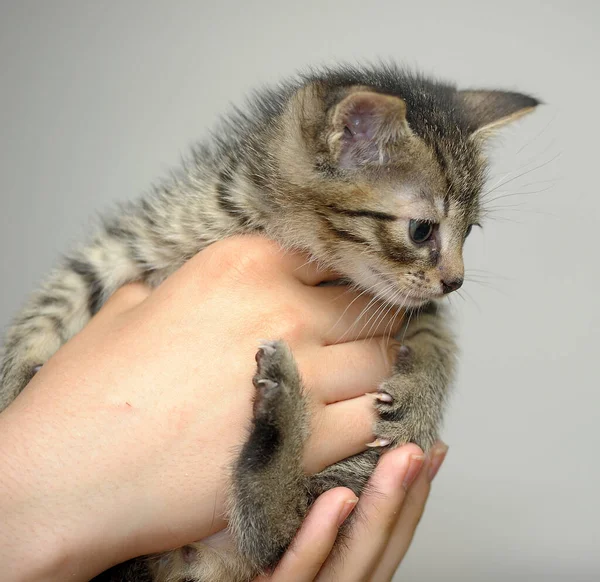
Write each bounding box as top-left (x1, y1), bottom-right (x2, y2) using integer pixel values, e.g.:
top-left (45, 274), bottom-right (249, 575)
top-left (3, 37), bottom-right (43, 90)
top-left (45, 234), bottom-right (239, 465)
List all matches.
top-left (0, 64), bottom-right (538, 581)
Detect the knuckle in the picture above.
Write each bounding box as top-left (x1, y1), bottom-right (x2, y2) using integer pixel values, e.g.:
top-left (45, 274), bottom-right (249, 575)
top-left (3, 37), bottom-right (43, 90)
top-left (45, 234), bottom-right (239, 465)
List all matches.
top-left (105, 283), bottom-right (149, 309)
top-left (202, 236), bottom-right (282, 281)
top-left (274, 305), bottom-right (307, 343)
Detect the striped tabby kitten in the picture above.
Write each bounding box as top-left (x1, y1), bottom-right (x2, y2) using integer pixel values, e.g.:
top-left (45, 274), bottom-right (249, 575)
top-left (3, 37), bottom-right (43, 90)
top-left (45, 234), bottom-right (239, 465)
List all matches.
top-left (0, 65), bottom-right (538, 581)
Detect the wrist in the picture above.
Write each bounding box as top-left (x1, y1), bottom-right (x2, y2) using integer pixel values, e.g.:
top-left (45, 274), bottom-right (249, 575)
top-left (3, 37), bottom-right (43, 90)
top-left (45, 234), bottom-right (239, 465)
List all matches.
top-left (0, 399), bottom-right (119, 582)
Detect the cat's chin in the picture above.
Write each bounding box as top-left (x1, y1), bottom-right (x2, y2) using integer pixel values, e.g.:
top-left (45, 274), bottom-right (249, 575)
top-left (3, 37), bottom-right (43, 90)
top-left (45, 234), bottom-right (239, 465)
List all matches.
top-left (401, 295), bottom-right (435, 308)
top-left (389, 293), bottom-right (438, 309)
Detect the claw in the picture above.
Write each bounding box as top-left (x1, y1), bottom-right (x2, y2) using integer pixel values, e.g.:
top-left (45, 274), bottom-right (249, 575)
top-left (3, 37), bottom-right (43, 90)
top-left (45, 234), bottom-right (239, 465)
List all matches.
top-left (366, 438), bottom-right (391, 448)
top-left (366, 391), bottom-right (394, 404)
top-left (255, 378), bottom-right (278, 390)
top-left (258, 340), bottom-right (277, 356)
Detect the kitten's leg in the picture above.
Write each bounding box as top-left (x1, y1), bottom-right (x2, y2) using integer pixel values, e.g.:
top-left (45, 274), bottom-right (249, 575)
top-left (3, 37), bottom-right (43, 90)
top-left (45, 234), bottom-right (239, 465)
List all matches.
top-left (374, 302), bottom-right (457, 452)
top-left (91, 557), bottom-right (153, 582)
top-left (230, 339), bottom-right (311, 571)
top-left (230, 341), bottom-right (381, 568)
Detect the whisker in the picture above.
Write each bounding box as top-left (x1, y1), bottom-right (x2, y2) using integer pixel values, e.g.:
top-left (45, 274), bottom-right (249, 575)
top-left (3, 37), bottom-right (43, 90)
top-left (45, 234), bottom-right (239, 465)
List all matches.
top-left (465, 279), bottom-right (510, 297)
top-left (384, 301), bottom-right (405, 344)
top-left (481, 152), bottom-right (562, 200)
top-left (456, 288), bottom-right (482, 314)
top-left (369, 289), bottom-right (404, 339)
top-left (516, 113), bottom-right (557, 154)
top-left (356, 300), bottom-right (388, 341)
top-left (466, 268), bottom-right (511, 281)
top-left (326, 279), bottom-right (381, 337)
top-left (482, 205), bottom-right (558, 218)
top-left (487, 139), bottom-right (558, 185)
top-left (365, 298), bottom-right (396, 340)
top-left (484, 183), bottom-right (557, 205)
top-left (480, 214), bottom-right (525, 224)
top-left (399, 299), bottom-right (415, 343)
top-left (338, 293), bottom-right (381, 343)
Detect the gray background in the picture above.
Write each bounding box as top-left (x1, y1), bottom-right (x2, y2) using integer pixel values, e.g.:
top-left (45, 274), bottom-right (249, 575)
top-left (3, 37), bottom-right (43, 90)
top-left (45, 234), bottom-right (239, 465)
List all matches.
top-left (1, 1), bottom-right (598, 580)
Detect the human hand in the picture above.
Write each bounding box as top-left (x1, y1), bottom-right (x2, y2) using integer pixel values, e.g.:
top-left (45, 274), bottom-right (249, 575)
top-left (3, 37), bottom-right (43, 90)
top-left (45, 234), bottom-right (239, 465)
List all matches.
top-left (0, 236), bottom-right (405, 582)
top-left (254, 442), bottom-right (448, 582)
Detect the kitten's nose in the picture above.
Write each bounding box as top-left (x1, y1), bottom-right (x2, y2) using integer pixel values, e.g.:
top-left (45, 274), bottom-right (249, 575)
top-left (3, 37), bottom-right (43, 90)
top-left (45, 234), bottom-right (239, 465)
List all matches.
top-left (441, 278), bottom-right (463, 294)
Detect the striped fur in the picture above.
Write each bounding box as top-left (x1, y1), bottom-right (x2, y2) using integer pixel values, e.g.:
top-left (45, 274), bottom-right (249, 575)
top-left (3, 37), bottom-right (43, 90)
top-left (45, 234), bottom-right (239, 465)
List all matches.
top-left (0, 64), bottom-right (538, 581)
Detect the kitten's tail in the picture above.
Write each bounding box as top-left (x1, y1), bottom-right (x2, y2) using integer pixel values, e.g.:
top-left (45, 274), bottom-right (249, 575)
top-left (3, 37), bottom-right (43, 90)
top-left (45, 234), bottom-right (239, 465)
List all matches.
top-left (0, 242), bottom-right (144, 410)
top-left (0, 262), bottom-right (94, 409)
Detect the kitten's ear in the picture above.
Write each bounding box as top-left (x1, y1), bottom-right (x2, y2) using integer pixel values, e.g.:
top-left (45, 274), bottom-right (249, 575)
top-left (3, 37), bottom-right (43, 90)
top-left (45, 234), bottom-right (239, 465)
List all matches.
top-left (330, 91), bottom-right (411, 169)
top-left (458, 90), bottom-right (541, 138)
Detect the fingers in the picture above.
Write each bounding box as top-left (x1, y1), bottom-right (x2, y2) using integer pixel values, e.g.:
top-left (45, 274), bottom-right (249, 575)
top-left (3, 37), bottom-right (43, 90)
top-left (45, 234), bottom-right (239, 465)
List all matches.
top-left (312, 286), bottom-right (404, 344)
top-left (316, 444), bottom-right (425, 581)
top-left (253, 488), bottom-right (358, 582)
top-left (372, 442), bottom-right (448, 582)
top-left (299, 338), bottom-right (401, 404)
top-left (300, 338), bottom-right (403, 474)
top-left (303, 395), bottom-right (374, 474)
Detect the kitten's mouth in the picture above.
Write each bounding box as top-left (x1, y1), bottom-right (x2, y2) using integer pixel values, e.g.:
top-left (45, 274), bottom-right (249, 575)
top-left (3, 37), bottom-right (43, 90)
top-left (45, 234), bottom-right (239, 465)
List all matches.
top-left (367, 268), bottom-right (442, 308)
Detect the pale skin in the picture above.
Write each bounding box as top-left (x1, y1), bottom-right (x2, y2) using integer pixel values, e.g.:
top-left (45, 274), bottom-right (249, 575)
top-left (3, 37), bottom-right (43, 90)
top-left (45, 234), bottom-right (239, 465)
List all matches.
top-left (0, 236), bottom-right (447, 581)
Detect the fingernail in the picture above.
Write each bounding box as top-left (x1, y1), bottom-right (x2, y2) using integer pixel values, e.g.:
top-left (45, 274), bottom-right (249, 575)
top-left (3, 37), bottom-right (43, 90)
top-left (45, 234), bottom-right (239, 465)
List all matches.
top-left (428, 442), bottom-right (449, 482)
top-left (337, 497), bottom-right (358, 526)
top-left (402, 454), bottom-right (425, 491)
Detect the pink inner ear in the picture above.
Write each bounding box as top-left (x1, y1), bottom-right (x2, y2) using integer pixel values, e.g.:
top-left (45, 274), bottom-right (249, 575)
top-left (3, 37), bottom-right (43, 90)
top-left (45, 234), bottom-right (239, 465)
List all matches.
top-left (335, 92), bottom-right (407, 169)
top-left (346, 110), bottom-right (378, 139)
top-left (338, 101), bottom-right (385, 169)
top-left (342, 95), bottom-right (385, 140)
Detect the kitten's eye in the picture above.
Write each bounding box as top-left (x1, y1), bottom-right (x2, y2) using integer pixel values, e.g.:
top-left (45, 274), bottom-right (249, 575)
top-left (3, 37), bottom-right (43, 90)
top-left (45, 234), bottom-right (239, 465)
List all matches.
top-left (465, 224), bottom-right (473, 238)
top-left (409, 220), bottom-right (434, 244)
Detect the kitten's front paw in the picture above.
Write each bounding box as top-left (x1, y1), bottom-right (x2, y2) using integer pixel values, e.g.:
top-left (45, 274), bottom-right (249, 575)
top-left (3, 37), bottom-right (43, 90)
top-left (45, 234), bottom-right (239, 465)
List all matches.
top-left (373, 390), bottom-right (438, 453)
top-left (372, 348), bottom-right (440, 452)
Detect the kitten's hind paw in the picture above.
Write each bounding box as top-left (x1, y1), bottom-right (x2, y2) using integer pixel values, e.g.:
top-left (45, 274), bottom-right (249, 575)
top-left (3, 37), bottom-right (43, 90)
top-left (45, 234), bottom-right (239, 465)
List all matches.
top-left (254, 340), bottom-right (290, 387)
top-left (243, 340), bottom-right (306, 470)
top-left (230, 340), bottom-right (310, 571)
top-left (251, 340), bottom-right (304, 420)
top-left (252, 376), bottom-right (281, 421)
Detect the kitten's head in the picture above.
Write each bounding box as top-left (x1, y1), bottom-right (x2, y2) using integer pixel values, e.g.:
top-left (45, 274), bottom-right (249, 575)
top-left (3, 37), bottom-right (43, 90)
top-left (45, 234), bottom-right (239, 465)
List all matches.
top-left (270, 66), bottom-right (539, 307)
